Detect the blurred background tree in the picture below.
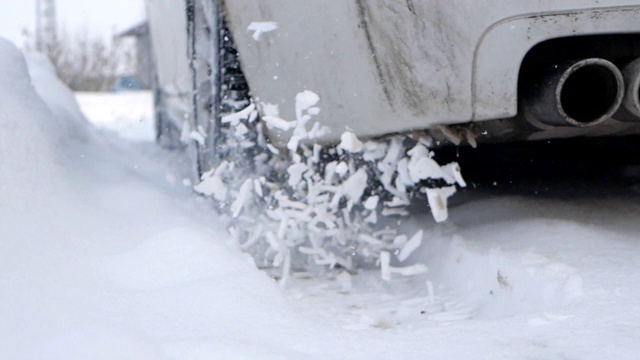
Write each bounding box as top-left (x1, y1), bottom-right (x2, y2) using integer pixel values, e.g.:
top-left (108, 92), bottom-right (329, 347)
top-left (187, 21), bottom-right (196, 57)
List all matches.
top-left (22, 0), bottom-right (135, 92)
top-left (22, 27), bottom-right (135, 92)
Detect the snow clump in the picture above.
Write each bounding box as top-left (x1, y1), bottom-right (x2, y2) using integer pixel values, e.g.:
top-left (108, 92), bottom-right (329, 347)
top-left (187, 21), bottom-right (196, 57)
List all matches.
top-left (247, 21), bottom-right (279, 41)
top-left (192, 89), bottom-right (465, 282)
top-left (0, 39), bottom-right (63, 207)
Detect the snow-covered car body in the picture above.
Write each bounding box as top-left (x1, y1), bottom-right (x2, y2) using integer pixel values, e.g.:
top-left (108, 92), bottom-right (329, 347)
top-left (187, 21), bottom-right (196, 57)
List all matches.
top-left (147, 1), bottom-right (640, 144)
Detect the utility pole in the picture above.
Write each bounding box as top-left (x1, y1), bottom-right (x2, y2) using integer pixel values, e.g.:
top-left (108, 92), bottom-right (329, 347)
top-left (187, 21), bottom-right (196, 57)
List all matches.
top-left (35, 0), bottom-right (58, 52)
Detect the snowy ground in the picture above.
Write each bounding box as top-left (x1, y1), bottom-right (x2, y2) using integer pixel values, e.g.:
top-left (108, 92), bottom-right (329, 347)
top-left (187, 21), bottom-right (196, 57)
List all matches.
top-left (2, 38), bottom-right (640, 359)
top-left (75, 91), bottom-right (155, 142)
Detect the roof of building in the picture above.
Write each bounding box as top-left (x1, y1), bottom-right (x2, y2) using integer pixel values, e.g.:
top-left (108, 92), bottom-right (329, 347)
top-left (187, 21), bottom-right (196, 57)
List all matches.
top-left (116, 22), bottom-right (148, 38)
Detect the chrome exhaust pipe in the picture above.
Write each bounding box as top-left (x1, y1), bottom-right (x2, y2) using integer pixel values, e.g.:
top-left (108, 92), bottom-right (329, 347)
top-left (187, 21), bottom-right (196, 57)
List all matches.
top-left (614, 58), bottom-right (640, 122)
top-left (524, 58), bottom-right (624, 127)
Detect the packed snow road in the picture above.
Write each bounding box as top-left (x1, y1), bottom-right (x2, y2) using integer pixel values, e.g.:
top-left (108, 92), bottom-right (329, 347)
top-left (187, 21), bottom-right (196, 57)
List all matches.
top-left (2, 38), bottom-right (640, 359)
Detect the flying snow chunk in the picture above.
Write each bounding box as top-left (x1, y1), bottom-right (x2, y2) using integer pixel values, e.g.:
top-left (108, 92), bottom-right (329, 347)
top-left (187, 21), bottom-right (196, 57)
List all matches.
top-left (380, 251), bottom-right (428, 281)
top-left (424, 186), bottom-right (457, 223)
top-left (442, 162), bottom-right (467, 187)
top-left (381, 251), bottom-right (392, 281)
top-left (236, 123), bottom-right (249, 137)
top-left (364, 195), bottom-right (379, 211)
top-left (261, 102), bottom-right (280, 117)
top-left (397, 230), bottom-right (423, 262)
top-left (339, 131), bottom-right (364, 153)
top-left (231, 179), bottom-right (254, 218)
top-left (189, 130), bottom-right (206, 146)
top-left (194, 175), bottom-right (227, 202)
top-left (262, 116), bottom-right (297, 131)
top-left (221, 103), bottom-right (255, 125)
top-left (295, 90), bottom-right (320, 114)
top-left (343, 168), bottom-right (369, 204)
top-left (180, 120), bottom-right (191, 143)
top-left (335, 162), bottom-right (349, 177)
top-left (308, 121), bottom-right (330, 140)
top-left (391, 264), bottom-right (429, 276)
top-left (287, 163), bottom-right (308, 187)
top-left (409, 156), bottom-right (454, 184)
top-left (307, 107), bottom-right (321, 116)
top-left (330, 168), bottom-right (368, 211)
top-left (248, 21), bottom-right (278, 41)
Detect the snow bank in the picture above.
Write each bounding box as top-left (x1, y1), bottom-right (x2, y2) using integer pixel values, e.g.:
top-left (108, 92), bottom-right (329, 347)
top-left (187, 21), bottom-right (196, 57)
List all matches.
top-left (0, 38), bottom-right (301, 358)
top-left (35, 326), bottom-right (163, 360)
top-left (0, 39), bottom-right (63, 213)
top-left (101, 227), bottom-right (246, 290)
top-left (0, 38), bottom-right (83, 358)
top-left (24, 52), bottom-right (85, 121)
top-left (24, 52), bottom-right (92, 143)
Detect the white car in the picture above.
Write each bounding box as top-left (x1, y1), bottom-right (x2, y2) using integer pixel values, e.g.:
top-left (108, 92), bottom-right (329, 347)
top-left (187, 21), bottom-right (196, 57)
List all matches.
top-left (145, 0), bottom-right (640, 269)
top-left (147, 1), bottom-right (640, 150)
top-left (145, 1), bottom-right (640, 196)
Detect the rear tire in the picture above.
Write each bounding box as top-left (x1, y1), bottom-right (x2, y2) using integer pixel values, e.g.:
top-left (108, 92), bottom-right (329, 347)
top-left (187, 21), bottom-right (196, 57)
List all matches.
top-left (187, 0), bottom-right (259, 181)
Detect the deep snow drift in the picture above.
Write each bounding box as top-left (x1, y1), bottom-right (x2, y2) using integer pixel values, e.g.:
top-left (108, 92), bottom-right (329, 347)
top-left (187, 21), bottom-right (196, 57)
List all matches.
top-left (2, 37), bottom-right (640, 359)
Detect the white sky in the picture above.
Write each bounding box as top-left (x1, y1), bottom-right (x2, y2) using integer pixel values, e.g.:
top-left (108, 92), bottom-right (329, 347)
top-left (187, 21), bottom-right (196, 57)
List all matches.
top-left (0, 0), bottom-right (146, 48)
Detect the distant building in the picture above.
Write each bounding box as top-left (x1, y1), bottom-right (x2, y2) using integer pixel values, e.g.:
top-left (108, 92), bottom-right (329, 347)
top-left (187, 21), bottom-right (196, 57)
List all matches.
top-left (115, 22), bottom-right (153, 90)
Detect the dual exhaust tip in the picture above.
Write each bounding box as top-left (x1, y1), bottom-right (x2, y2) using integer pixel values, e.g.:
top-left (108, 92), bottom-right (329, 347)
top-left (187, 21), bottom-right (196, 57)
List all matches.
top-left (524, 58), bottom-right (640, 127)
